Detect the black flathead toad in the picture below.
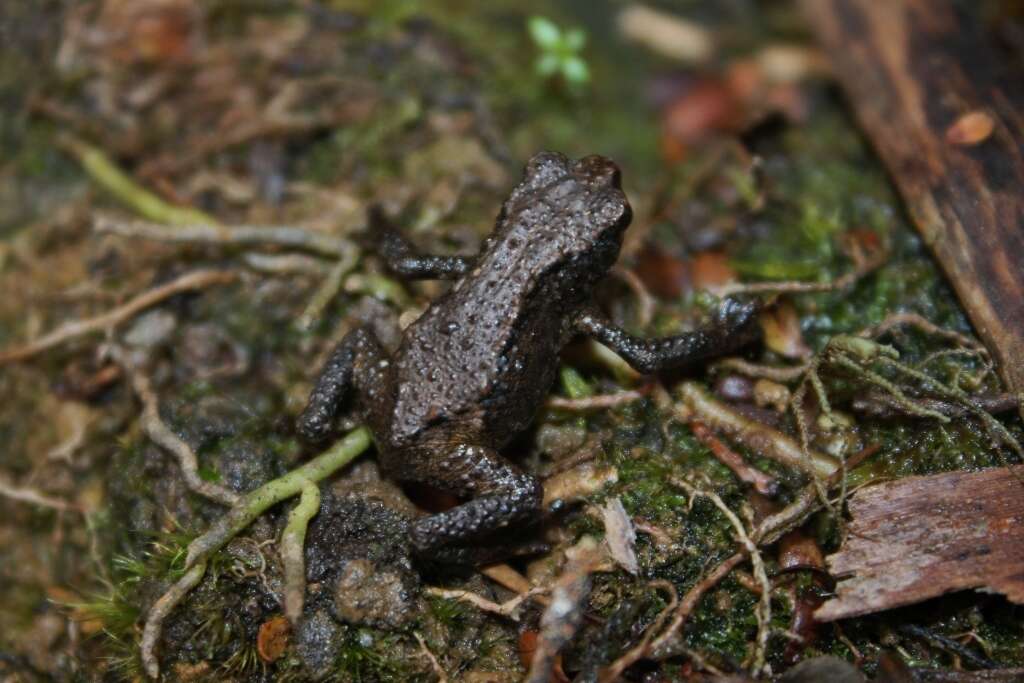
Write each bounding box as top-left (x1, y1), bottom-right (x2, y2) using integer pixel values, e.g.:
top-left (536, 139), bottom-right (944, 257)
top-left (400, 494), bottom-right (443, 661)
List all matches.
top-left (299, 152), bottom-right (761, 562)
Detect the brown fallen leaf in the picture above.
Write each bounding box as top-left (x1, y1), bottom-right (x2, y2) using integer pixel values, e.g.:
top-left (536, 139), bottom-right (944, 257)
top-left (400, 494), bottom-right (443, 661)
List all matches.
top-left (256, 615), bottom-right (290, 663)
top-left (777, 530), bottom-right (825, 571)
top-left (660, 79), bottom-right (742, 161)
top-left (636, 245), bottom-right (689, 299)
top-left (760, 303), bottom-right (811, 360)
top-left (98, 0), bottom-right (202, 65)
top-left (690, 250), bottom-right (737, 291)
top-left (526, 538), bottom-right (601, 683)
top-left (945, 110), bottom-right (995, 146)
top-left (518, 630), bottom-right (569, 683)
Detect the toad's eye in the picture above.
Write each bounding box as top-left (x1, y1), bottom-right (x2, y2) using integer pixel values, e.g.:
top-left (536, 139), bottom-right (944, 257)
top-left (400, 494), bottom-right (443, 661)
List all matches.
top-left (575, 155), bottom-right (622, 188)
top-left (525, 151), bottom-right (569, 187)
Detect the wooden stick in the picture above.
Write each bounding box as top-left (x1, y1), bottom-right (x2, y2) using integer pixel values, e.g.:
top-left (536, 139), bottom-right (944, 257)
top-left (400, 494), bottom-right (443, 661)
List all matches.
top-left (800, 0), bottom-right (1024, 393)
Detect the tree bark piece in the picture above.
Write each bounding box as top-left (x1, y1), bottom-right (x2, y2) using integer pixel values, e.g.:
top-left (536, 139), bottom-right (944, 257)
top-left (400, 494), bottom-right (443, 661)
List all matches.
top-left (800, 0), bottom-right (1024, 393)
top-left (816, 466), bottom-right (1024, 622)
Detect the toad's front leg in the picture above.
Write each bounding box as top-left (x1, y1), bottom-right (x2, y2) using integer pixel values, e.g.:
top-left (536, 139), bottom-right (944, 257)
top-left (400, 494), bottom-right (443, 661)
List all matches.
top-left (574, 298), bottom-right (761, 374)
top-left (299, 326), bottom-right (387, 442)
top-left (401, 443), bottom-right (543, 555)
top-left (375, 209), bottom-right (474, 281)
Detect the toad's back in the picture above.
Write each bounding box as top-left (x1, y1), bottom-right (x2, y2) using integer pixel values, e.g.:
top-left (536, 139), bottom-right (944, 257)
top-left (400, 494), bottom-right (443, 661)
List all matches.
top-left (378, 156), bottom-right (630, 452)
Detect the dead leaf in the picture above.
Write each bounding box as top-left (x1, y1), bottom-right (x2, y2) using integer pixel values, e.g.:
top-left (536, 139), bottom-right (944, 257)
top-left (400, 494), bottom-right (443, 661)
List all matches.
top-left (777, 530), bottom-right (825, 571)
top-left (636, 246), bottom-right (689, 299)
top-left (690, 250), bottom-right (737, 291)
top-left (517, 630), bottom-right (538, 669)
top-left (543, 463), bottom-right (618, 508)
top-left (99, 0), bottom-right (201, 65)
top-left (753, 378), bottom-right (790, 413)
top-left (945, 110), bottom-right (995, 146)
top-left (661, 79), bottom-right (741, 161)
top-left (617, 4), bottom-right (714, 64)
top-left (760, 303), bottom-right (811, 359)
top-left (600, 497), bottom-right (639, 575)
top-left (518, 630), bottom-right (570, 683)
top-left (256, 615), bottom-right (290, 663)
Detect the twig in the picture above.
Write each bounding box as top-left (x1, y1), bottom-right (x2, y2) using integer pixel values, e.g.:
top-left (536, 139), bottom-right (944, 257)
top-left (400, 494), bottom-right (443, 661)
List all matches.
top-left (649, 553), bottom-right (745, 658)
top-left (897, 624), bottom-right (998, 671)
top-left (610, 267), bottom-right (656, 328)
top-left (481, 564), bottom-right (533, 594)
top-left (526, 538), bottom-right (602, 683)
top-left (115, 350), bottom-right (240, 507)
top-left (0, 270), bottom-right (237, 365)
top-left (140, 561), bottom-right (207, 678)
top-left (547, 389), bottom-right (646, 411)
top-left (622, 445), bottom-right (881, 675)
top-left (0, 478), bottom-right (78, 512)
top-left (425, 586), bottom-right (544, 621)
top-left (679, 382), bottom-right (838, 478)
top-left (633, 520), bottom-right (675, 548)
top-left (742, 506), bottom-right (772, 676)
top-left (598, 580), bottom-right (678, 683)
top-left (858, 311), bottom-right (986, 353)
top-left (136, 82), bottom-right (375, 179)
top-left (878, 357), bottom-right (1023, 457)
top-left (754, 444), bottom-right (879, 548)
top-left (828, 353), bottom-right (949, 422)
top-left (414, 632), bottom-right (448, 683)
top-left (789, 366), bottom-right (834, 513)
top-left (689, 419), bottom-right (779, 496)
top-left (58, 136), bottom-right (215, 226)
top-left (715, 245), bottom-right (886, 297)
top-left (297, 249), bottom-right (360, 330)
top-left (852, 391), bottom-right (1021, 419)
top-left (281, 479), bottom-right (320, 624)
top-left (671, 479), bottom-right (772, 676)
top-left (95, 214), bottom-right (353, 258)
top-left (542, 462), bottom-right (619, 508)
top-left (242, 252), bottom-right (331, 275)
top-left (714, 357), bottom-right (809, 383)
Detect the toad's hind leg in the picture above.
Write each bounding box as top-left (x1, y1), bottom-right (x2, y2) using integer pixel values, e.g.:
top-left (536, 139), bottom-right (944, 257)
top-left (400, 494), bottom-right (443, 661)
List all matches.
top-left (406, 444), bottom-right (543, 555)
top-left (298, 327), bottom-right (386, 442)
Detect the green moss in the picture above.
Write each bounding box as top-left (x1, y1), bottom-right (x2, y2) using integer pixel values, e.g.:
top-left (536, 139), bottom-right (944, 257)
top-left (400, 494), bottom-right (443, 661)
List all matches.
top-left (332, 628), bottom-right (409, 682)
top-left (426, 596), bottom-right (469, 634)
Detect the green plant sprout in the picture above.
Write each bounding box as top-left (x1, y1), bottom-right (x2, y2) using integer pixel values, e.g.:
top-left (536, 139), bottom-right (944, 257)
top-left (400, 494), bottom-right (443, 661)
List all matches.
top-left (528, 16), bottom-right (590, 92)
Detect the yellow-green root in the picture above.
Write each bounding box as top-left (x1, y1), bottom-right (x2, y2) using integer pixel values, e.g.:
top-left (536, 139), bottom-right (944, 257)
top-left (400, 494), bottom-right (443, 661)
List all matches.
top-left (185, 427), bottom-right (372, 568)
top-left (59, 135), bottom-right (216, 226)
top-left (282, 479), bottom-right (321, 624)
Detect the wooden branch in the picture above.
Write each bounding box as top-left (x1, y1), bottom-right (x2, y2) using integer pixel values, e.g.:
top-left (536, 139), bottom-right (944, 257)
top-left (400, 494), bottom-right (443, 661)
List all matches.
top-left (801, 0), bottom-right (1024, 393)
top-left (816, 465), bottom-right (1024, 622)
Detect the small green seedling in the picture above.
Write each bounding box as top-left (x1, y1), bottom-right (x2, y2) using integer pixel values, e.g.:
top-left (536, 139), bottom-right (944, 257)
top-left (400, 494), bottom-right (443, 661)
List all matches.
top-left (528, 16), bottom-right (590, 92)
